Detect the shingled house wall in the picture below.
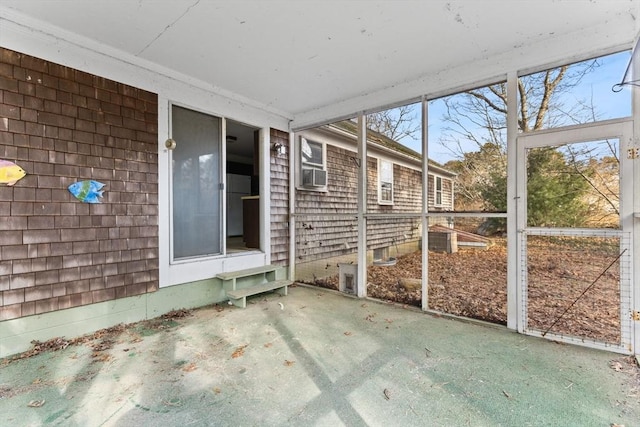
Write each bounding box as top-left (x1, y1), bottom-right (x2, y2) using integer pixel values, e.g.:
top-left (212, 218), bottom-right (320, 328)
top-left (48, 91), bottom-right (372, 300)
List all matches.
top-left (0, 48), bottom-right (158, 321)
top-left (295, 145), bottom-right (434, 263)
top-left (270, 128), bottom-right (290, 266)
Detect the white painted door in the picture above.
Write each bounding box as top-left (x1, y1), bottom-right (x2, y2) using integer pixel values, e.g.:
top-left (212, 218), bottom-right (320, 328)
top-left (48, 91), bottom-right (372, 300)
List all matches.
top-left (516, 120), bottom-right (634, 354)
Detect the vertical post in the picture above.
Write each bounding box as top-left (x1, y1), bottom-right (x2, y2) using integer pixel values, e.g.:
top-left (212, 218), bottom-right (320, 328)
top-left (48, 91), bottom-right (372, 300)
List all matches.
top-left (631, 42), bottom-right (640, 358)
top-left (221, 118), bottom-right (228, 255)
top-left (260, 127), bottom-right (271, 262)
top-left (288, 131), bottom-right (296, 282)
top-left (506, 71), bottom-right (520, 331)
top-left (357, 113), bottom-right (367, 298)
top-left (158, 98), bottom-right (170, 287)
top-left (421, 97), bottom-right (429, 310)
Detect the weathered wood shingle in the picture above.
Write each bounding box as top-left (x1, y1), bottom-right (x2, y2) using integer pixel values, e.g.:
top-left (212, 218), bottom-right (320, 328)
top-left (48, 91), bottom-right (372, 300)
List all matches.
top-left (0, 47), bottom-right (158, 321)
top-left (270, 128), bottom-right (290, 265)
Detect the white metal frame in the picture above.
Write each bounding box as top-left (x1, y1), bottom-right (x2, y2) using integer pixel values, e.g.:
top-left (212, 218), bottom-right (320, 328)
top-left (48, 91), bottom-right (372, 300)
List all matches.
top-left (377, 159), bottom-right (394, 205)
top-left (631, 43), bottom-right (640, 358)
top-left (167, 103), bottom-right (226, 264)
top-left (161, 102), bottom-right (269, 287)
top-left (421, 97), bottom-right (429, 310)
top-left (357, 113), bottom-right (368, 298)
top-left (516, 119), bottom-right (635, 354)
top-left (289, 51), bottom-right (639, 357)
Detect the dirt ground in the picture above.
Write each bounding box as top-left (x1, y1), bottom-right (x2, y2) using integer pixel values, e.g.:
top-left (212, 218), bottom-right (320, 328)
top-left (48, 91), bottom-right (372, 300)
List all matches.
top-left (309, 237), bottom-right (623, 345)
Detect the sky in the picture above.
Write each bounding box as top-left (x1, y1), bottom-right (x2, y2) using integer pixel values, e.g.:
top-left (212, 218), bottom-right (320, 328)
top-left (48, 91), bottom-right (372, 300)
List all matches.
top-left (392, 50), bottom-right (632, 165)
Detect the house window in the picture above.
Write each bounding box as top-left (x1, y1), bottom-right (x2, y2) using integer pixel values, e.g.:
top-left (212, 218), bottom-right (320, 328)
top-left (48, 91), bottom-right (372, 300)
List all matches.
top-left (435, 176), bottom-right (443, 206)
top-left (378, 159), bottom-right (393, 204)
top-left (300, 137), bottom-right (327, 188)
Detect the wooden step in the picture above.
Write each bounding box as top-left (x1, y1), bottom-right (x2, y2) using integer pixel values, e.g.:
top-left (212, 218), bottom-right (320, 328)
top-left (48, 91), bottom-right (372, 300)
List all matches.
top-left (216, 265), bottom-right (278, 281)
top-left (226, 280), bottom-right (291, 308)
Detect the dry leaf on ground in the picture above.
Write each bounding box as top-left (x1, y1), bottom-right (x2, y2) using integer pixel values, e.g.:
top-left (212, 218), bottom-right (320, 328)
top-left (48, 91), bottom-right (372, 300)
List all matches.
top-left (305, 237), bottom-right (623, 344)
top-left (182, 362), bottom-right (197, 372)
top-left (231, 344), bottom-right (248, 359)
top-left (162, 309), bottom-right (193, 319)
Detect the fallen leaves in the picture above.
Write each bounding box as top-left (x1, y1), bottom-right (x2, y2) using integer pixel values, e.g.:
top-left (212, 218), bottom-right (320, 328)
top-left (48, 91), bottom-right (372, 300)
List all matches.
top-left (92, 352), bottom-right (112, 362)
top-left (0, 385), bottom-right (11, 399)
top-left (5, 308), bottom-right (201, 363)
top-left (305, 237), bottom-right (623, 344)
top-left (231, 344), bottom-right (248, 359)
top-left (25, 337), bottom-right (71, 357)
top-left (162, 309), bottom-right (193, 319)
top-left (91, 339), bottom-right (114, 352)
top-left (182, 362), bottom-right (197, 372)
top-left (284, 360), bottom-right (295, 367)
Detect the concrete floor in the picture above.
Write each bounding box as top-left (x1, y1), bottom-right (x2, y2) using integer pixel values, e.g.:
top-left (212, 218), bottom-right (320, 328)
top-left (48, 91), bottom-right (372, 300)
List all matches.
top-left (1, 285), bottom-right (638, 427)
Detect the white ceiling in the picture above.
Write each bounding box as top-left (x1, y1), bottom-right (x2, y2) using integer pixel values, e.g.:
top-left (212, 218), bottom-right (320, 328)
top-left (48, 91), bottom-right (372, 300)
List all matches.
top-left (1, 0), bottom-right (638, 129)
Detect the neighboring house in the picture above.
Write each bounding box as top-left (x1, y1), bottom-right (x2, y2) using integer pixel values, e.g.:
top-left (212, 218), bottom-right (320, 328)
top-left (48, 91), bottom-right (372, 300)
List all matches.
top-left (294, 120), bottom-right (456, 268)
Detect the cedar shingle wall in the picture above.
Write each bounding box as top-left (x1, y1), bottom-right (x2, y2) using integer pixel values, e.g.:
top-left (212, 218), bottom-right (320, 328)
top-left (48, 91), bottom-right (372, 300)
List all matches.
top-left (0, 48), bottom-right (158, 321)
top-left (296, 145), bottom-right (358, 262)
top-left (270, 128), bottom-right (289, 265)
top-left (295, 145), bottom-right (429, 263)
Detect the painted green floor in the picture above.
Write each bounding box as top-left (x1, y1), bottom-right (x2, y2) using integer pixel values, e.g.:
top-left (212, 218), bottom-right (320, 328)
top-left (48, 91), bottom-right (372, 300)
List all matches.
top-left (1, 285), bottom-right (638, 427)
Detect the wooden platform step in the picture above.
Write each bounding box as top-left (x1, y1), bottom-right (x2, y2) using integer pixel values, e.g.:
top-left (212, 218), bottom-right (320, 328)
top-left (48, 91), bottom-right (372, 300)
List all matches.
top-left (216, 265), bottom-right (278, 281)
top-left (226, 280), bottom-right (291, 308)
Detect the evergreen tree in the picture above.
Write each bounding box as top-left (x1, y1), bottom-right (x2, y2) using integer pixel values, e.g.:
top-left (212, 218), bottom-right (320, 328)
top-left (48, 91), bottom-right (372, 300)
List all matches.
top-left (439, 59), bottom-right (606, 233)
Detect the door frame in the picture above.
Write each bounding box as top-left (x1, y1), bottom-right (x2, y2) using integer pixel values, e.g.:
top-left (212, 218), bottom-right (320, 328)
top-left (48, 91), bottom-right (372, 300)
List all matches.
top-left (515, 118), bottom-right (635, 354)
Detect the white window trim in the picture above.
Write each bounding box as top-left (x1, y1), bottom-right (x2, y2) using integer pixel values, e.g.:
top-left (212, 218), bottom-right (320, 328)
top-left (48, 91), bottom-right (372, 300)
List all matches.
top-left (434, 175), bottom-right (443, 207)
top-left (378, 158), bottom-right (394, 205)
top-left (298, 137), bottom-right (328, 191)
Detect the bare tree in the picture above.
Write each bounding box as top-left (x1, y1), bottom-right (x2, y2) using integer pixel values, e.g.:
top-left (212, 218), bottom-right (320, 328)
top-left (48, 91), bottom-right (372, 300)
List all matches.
top-left (437, 58), bottom-right (620, 228)
top-left (367, 104), bottom-right (420, 142)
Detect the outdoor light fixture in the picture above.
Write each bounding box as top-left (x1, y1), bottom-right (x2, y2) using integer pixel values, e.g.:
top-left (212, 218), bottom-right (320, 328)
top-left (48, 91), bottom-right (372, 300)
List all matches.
top-left (273, 142), bottom-right (286, 156)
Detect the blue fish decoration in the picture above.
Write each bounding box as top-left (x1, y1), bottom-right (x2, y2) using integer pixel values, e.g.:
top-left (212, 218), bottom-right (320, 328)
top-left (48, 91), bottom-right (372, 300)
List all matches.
top-left (68, 180), bottom-right (105, 203)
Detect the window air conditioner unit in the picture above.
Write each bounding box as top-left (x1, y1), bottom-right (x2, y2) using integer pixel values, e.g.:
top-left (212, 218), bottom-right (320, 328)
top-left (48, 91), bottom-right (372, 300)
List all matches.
top-left (302, 168), bottom-right (327, 187)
